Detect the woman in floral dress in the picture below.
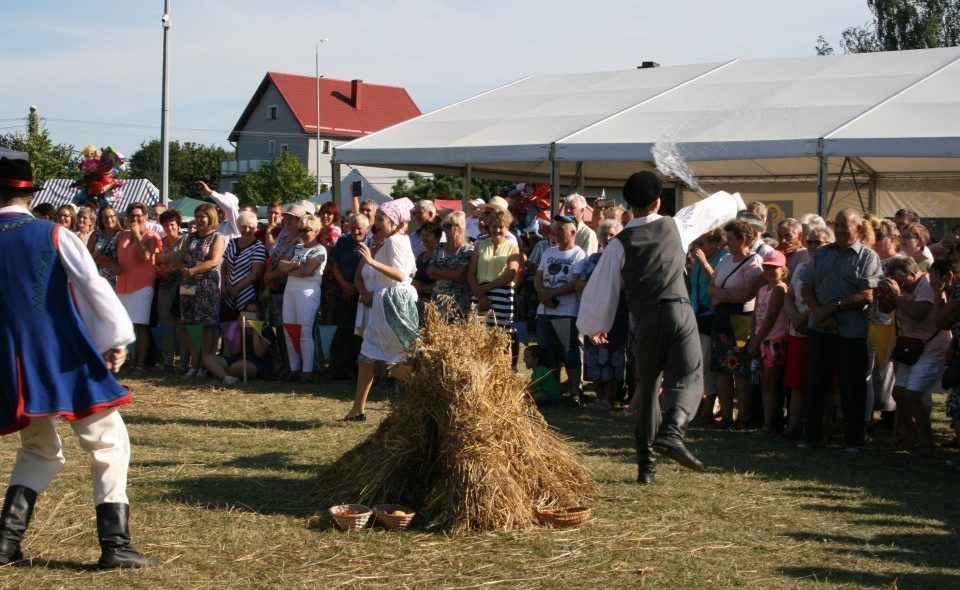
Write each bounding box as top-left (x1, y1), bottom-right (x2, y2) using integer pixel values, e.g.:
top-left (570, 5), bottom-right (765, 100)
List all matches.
top-left (179, 203), bottom-right (225, 377)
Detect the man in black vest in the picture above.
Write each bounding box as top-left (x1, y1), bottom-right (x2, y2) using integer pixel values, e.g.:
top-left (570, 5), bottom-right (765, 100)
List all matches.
top-left (578, 171), bottom-right (741, 484)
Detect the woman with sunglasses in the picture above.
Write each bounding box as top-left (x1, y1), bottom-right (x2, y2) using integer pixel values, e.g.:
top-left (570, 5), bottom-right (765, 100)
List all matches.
top-left (900, 222), bottom-right (934, 273)
top-left (277, 214), bottom-right (327, 382)
top-left (115, 203), bottom-right (162, 376)
top-left (781, 224), bottom-right (833, 438)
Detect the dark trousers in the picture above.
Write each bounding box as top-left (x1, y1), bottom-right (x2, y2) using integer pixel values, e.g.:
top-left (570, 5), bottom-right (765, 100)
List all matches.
top-left (632, 302), bottom-right (703, 453)
top-left (804, 330), bottom-right (868, 447)
top-left (329, 291), bottom-right (361, 379)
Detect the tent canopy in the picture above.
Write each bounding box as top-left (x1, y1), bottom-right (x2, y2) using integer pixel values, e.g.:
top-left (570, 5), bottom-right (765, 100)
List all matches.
top-left (312, 168), bottom-right (392, 212)
top-left (167, 196), bottom-right (207, 220)
top-left (334, 47), bottom-right (960, 217)
top-left (33, 179), bottom-right (160, 214)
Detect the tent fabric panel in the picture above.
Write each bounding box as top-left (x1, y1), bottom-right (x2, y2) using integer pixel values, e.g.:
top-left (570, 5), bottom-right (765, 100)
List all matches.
top-left (336, 62), bottom-right (725, 157)
top-left (33, 179), bottom-right (160, 214)
top-left (562, 50), bottom-right (960, 152)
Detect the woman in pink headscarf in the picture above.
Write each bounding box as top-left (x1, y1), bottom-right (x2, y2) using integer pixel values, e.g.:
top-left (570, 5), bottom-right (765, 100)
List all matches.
top-left (342, 198), bottom-right (418, 421)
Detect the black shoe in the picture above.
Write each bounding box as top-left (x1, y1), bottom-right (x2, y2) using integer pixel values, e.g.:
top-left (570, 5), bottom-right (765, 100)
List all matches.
top-left (0, 485), bottom-right (37, 565)
top-left (636, 445), bottom-right (657, 485)
top-left (652, 437), bottom-right (705, 472)
top-left (637, 472), bottom-right (656, 485)
top-left (338, 413), bottom-right (366, 422)
top-left (96, 503), bottom-right (159, 569)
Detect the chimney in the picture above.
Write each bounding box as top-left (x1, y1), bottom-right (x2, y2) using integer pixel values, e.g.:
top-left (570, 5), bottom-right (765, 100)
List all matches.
top-left (638, 61), bottom-right (660, 69)
top-left (351, 79), bottom-right (363, 110)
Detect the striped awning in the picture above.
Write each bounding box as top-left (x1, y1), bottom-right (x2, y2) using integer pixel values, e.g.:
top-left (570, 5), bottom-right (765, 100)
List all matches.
top-left (32, 178), bottom-right (160, 213)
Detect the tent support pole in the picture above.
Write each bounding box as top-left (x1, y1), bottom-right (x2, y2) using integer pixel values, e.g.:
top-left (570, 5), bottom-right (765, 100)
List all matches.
top-left (331, 160), bottom-right (341, 210)
top-left (826, 157), bottom-right (849, 214)
top-left (816, 139), bottom-right (827, 216)
top-left (851, 157), bottom-right (879, 215)
top-left (463, 164), bottom-right (472, 210)
top-left (576, 162), bottom-right (585, 195)
top-left (549, 145), bottom-right (559, 217)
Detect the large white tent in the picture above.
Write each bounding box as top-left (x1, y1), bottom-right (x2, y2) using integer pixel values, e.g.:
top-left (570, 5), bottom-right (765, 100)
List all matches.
top-left (333, 47), bottom-right (960, 221)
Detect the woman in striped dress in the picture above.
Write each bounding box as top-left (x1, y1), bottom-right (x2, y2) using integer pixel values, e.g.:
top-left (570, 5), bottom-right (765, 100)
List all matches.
top-left (468, 208), bottom-right (522, 363)
top-left (222, 211), bottom-right (267, 319)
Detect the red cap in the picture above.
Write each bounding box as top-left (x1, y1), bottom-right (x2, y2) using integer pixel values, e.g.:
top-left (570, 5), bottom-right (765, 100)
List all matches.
top-left (762, 250), bottom-right (787, 267)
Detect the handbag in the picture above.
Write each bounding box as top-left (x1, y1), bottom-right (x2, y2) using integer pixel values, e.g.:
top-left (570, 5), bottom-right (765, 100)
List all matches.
top-left (890, 333), bottom-right (937, 366)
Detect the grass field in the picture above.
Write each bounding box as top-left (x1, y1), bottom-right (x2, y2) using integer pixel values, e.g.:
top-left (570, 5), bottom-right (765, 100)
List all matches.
top-left (0, 371), bottom-right (957, 589)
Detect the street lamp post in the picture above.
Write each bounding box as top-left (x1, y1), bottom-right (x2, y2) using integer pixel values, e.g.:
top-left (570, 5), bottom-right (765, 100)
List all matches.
top-left (315, 38), bottom-right (329, 198)
top-left (160, 0), bottom-right (171, 204)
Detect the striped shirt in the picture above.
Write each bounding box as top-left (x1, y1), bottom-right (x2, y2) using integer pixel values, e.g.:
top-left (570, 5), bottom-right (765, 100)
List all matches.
top-left (224, 237), bottom-right (267, 310)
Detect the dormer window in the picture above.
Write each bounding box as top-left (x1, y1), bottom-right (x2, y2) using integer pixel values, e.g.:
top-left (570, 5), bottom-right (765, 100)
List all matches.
top-left (267, 105), bottom-right (278, 120)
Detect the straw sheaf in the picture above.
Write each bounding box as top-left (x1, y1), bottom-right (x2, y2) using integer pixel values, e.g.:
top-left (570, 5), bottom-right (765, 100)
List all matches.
top-left (314, 302), bottom-right (598, 533)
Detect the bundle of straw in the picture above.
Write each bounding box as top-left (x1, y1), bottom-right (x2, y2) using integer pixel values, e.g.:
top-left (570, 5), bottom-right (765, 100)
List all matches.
top-left (314, 303), bottom-right (598, 532)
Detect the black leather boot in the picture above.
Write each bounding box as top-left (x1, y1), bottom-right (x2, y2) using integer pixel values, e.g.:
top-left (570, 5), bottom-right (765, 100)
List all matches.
top-left (637, 445), bottom-right (657, 485)
top-left (653, 407), bottom-right (705, 472)
top-left (0, 485), bottom-right (37, 564)
top-left (95, 503), bottom-right (159, 569)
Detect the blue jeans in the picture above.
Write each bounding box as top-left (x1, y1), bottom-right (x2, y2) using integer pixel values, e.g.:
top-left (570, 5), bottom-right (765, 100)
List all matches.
top-left (536, 315), bottom-right (582, 387)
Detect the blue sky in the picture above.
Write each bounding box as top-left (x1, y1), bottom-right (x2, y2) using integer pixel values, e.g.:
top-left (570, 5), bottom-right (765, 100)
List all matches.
top-left (0, 0), bottom-right (872, 157)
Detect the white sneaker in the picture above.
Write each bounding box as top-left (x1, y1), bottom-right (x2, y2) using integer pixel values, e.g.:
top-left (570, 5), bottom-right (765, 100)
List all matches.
top-left (182, 367), bottom-right (198, 378)
top-left (223, 376), bottom-right (240, 385)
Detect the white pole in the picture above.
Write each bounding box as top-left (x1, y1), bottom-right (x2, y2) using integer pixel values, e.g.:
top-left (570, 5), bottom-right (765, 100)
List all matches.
top-left (160, 0), bottom-right (171, 204)
top-left (315, 39), bottom-right (329, 197)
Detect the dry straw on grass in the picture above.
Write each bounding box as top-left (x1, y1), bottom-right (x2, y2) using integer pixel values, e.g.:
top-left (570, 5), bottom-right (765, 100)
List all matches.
top-left (314, 303), bottom-right (598, 533)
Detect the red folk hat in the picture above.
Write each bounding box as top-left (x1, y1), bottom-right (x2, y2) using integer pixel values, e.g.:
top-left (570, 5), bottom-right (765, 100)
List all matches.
top-left (0, 155), bottom-right (40, 193)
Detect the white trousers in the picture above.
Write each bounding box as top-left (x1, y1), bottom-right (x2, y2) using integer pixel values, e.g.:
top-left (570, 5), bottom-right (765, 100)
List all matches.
top-left (282, 282), bottom-right (321, 373)
top-left (9, 408), bottom-right (130, 505)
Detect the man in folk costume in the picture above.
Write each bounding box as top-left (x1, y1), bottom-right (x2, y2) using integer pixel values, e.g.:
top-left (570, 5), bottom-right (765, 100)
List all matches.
top-left (0, 155), bottom-right (157, 569)
top-left (577, 171), bottom-right (742, 485)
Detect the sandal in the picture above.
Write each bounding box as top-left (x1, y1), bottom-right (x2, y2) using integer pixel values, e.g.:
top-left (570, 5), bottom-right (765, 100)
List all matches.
top-left (338, 413), bottom-right (366, 422)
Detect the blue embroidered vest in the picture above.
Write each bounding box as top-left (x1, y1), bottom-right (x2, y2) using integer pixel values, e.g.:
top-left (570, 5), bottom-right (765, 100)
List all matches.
top-left (0, 213), bottom-right (128, 434)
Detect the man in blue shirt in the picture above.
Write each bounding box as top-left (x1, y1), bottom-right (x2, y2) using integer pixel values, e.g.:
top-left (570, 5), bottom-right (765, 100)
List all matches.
top-left (801, 208), bottom-right (883, 452)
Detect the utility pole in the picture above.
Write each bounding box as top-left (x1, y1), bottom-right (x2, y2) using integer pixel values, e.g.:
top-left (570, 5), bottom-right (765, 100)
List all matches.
top-left (315, 38), bottom-right (329, 198)
top-left (160, 0), bottom-right (172, 203)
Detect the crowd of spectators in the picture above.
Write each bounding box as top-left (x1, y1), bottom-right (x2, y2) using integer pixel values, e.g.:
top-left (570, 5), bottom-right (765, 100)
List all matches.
top-left (47, 186), bottom-right (960, 467)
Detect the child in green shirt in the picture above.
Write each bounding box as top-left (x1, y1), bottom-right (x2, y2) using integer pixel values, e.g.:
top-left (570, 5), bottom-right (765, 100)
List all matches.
top-left (524, 345), bottom-right (561, 406)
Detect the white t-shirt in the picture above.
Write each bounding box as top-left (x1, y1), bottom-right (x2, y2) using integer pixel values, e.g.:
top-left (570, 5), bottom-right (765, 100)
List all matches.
top-left (537, 245), bottom-right (586, 317)
top-left (713, 252), bottom-right (763, 313)
top-left (899, 274), bottom-right (952, 361)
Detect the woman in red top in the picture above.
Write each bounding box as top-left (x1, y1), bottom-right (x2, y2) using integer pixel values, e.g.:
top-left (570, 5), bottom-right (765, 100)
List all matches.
top-left (115, 202), bottom-right (162, 375)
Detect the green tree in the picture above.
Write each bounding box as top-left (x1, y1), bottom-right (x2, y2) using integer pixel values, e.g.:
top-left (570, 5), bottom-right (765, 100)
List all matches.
top-left (391, 172), bottom-right (514, 201)
top-left (0, 126), bottom-right (78, 186)
top-left (820, 0), bottom-right (960, 53)
top-left (129, 139), bottom-right (234, 197)
top-left (234, 150), bottom-right (323, 204)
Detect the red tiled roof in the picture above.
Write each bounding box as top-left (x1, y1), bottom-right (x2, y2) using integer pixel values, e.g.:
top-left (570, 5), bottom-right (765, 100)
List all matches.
top-left (229, 72), bottom-right (421, 141)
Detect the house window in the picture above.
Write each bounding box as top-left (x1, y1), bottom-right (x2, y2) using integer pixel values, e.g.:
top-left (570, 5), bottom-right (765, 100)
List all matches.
top-left (268, 140), bottom-right (275, 155)
top-left (230, 181), bottom-right (239, 192)
top-left (267, 105), bottom-right (278, 120)
top-left (321, 140), bottom-right (331, 154)
top-left (280, 143), bottom-right (289, 152)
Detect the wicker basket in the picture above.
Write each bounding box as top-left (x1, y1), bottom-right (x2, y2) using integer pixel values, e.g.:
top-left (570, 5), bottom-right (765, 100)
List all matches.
top-left (329, 504), bottom-right (373, 531)
top-left (372, 504), bottom-right (416, 530)
top-left (536, 506), bottom-right (592, 528)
